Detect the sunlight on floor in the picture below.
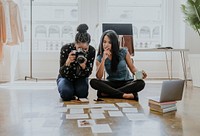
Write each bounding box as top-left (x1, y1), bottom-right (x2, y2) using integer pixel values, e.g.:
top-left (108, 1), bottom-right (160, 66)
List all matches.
top-left (0, 79), bottom-right (166, 90)
top-left (0, 80), bottom-right (57, 90)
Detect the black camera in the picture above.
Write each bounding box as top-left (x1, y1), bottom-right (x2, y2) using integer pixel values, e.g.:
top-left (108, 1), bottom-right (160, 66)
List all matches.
top-left (74, 48), bottom-right (87, 64)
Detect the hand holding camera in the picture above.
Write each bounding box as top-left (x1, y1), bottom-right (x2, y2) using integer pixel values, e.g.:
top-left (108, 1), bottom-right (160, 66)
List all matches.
top-left (66, 49), bottom-right (87, 69)
top-left (79, 59), bottom-right (87, 69)
top-left (65, 51), bottom-right (76, 66)
top-left (75, 48), bottom-right (87, 64)
top-left (76, 48), bottom-right (87, 69)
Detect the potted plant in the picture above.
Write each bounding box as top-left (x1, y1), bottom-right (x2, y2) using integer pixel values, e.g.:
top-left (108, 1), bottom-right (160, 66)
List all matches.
top-left (181, 0), bottom-right (200, 87)
top-left (181, 0), bottom-right (200, 35)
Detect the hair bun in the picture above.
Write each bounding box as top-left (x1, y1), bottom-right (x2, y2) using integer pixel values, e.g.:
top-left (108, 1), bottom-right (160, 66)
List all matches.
top-left (77, 24), bottom-right (88, 33)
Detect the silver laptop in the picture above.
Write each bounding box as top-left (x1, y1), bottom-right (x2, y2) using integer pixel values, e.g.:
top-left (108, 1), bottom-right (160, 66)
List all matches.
top-left (150, 80), bottom-right (185, 102)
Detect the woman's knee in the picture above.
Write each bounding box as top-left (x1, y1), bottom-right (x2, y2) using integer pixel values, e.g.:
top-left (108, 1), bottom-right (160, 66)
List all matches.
top-left (90, 78), bottom-right (99, 87)
top-left (57, 77), bottom-right (67, 87)
top-left (76, 90), bottom-right (88, 98)
top-left (57, 78), bottom-right (74, 100)
top-left (58, 86), bottom-right (74, 100)
top-left (137, 79), bottom-right (146, 90)
top-left (75, 84), bottom-right (88, 98)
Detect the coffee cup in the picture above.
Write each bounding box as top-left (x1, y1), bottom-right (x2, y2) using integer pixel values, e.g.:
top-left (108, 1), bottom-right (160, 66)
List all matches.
top-left (135, 70), bottom-right (143, 80)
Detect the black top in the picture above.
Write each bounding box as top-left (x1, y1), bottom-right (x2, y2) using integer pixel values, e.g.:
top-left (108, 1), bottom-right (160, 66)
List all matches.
top-left (58, 43), bottom-right (96, 81)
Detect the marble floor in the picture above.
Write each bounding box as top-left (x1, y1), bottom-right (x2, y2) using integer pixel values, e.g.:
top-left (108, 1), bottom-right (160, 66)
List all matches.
top-left (0, 80), bottom-right (200, 136)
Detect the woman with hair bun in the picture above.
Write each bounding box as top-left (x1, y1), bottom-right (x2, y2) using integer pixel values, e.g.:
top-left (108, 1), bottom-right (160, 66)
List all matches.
top-left (57, 24), bottom-right (96, 101)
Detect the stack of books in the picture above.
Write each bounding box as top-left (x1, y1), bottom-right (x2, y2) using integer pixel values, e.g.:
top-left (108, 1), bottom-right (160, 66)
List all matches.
top-left (148, 99), bottom-right (177, 113)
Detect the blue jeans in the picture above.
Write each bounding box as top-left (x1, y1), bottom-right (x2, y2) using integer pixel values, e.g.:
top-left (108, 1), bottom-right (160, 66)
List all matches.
top-left (57, 77), bottom-right (89, 101)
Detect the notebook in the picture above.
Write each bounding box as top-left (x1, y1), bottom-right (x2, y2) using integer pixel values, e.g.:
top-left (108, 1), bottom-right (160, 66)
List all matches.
top-left (149, 80), bottom-right (185, 102)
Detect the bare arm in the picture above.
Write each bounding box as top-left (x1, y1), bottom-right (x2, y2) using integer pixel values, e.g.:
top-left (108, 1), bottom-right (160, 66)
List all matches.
top-left (125, 51), bottom-right (137, 75)
top-left (96, 49), bottom-right (111, 79)
top-left (96, 59), bottom-right (105, 79)
top-left (125, 51), bottom-right (147, 79)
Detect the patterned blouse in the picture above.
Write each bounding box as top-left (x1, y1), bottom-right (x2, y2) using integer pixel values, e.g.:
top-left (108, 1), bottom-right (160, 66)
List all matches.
top-left (58, 43), bottom-right (96, 81)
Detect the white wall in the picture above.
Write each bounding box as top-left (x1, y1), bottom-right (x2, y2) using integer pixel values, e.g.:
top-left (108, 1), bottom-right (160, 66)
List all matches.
top-left (18, 52), bottom-right (60, 80)
top-left (185, 26), bottom-right (200, 54)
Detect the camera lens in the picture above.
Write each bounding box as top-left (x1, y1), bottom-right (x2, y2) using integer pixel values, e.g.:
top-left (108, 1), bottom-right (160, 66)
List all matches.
top-left (77, 56), bottom-right (85, 64)
top-left (75, 48), bottom-right (87, 64)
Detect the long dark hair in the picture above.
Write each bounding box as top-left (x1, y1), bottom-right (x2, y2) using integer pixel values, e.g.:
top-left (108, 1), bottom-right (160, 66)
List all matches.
top-left (98, 30), bottom-right (120, 72)
top-left (75, 24), bottom-right (91, 44)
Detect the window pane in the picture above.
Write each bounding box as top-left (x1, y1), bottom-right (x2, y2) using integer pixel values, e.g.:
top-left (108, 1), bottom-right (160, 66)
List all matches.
top-left (102, 0), bottom-right (164, 49)
top-left (21, 0), bottom-right (79, 52)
